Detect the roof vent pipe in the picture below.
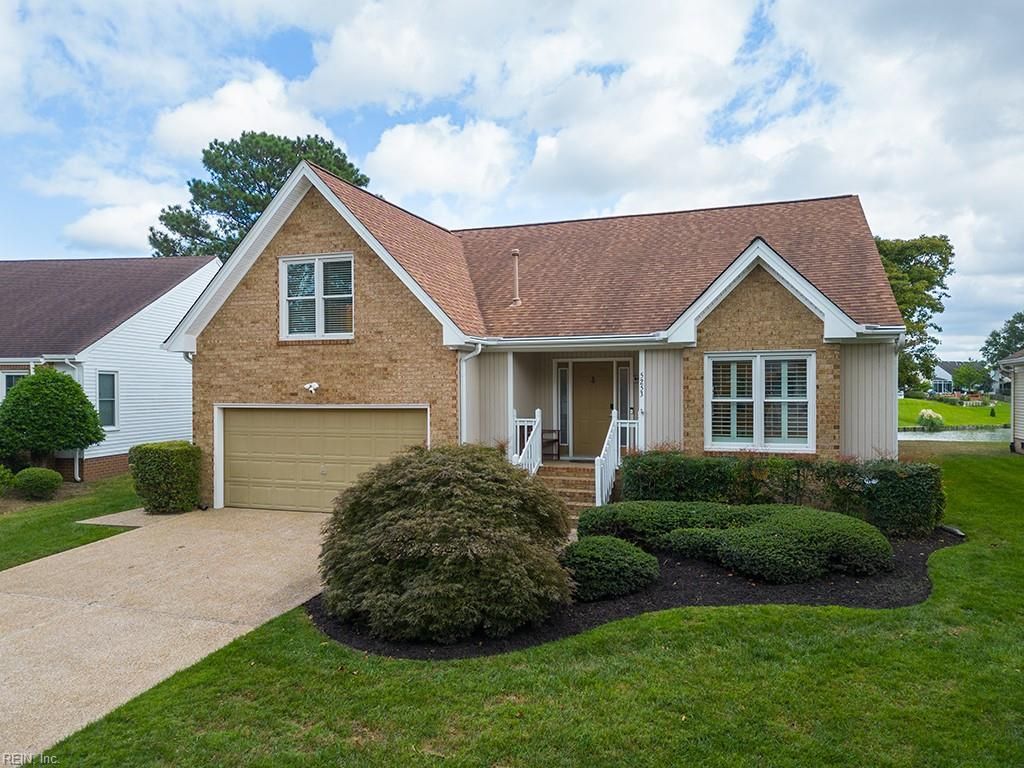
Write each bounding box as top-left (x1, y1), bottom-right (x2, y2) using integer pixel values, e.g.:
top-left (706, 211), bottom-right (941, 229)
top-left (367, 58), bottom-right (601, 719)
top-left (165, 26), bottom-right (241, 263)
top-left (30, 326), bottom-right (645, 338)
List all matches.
top-left (510, 248), bottom-right (522, 308)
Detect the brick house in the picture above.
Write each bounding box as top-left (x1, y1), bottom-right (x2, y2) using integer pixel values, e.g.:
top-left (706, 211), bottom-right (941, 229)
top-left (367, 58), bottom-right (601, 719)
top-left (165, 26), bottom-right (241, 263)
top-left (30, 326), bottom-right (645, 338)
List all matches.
top-left (165, 161), bottom-right (905, 513)
top-left (1, 256), bottom-right (220, 480)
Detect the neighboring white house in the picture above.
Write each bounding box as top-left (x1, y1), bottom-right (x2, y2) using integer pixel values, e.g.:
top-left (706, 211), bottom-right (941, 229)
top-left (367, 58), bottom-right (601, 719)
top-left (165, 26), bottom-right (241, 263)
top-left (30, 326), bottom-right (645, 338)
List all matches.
top-left (0, 256), bottom-right (220, 480)
top-left (1000, 348), bottom-right (1024, 454)
top-left (931, 362), bottom-right (956, 393)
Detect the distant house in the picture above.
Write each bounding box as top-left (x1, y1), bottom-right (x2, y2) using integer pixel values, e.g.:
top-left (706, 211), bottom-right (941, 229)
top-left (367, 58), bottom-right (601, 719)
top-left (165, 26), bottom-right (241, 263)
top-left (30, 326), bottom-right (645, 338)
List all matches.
top-left (931, 362), bottom-right (958, 394)
top-left (165, 161), bottom-right (906, 513)
top-left (1000, 348), bottom-right (1024, 453)
top-left (0, 256), bottom-right (220, 480)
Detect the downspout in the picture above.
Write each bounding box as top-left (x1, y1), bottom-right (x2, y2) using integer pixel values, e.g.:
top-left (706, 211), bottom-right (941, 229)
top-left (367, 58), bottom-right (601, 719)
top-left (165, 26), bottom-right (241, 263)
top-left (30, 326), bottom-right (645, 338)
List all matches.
top-left (62, 357), bottom-right (83, 482)
top-left (459, 343), bottom-right (484, 443)
top-left (182, 352), bottom-right (195, 364)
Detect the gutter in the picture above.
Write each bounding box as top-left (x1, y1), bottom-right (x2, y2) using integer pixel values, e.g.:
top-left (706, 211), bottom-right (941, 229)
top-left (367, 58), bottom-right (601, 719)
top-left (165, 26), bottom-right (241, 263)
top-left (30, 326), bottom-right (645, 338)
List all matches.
top-left (458, 343), bottom-right (484, 443)
top-left (56, 356), bottom-right (83, 482)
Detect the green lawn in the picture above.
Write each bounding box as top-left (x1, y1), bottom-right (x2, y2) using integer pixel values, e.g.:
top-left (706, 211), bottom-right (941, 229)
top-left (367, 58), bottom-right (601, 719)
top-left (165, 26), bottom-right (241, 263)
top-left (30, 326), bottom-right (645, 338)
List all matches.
top-left (899, 397), bottom-right (1010, 427)
top-left (0, 473), bottom-right (140, 571)
top-left (46, 445), bottom-right (1024, 766)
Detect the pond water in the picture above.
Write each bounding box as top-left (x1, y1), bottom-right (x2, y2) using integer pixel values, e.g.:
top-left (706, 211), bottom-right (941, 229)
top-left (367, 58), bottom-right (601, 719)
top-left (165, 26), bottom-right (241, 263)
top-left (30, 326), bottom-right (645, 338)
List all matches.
top-left (899, 427), bottom-right (1012, 442)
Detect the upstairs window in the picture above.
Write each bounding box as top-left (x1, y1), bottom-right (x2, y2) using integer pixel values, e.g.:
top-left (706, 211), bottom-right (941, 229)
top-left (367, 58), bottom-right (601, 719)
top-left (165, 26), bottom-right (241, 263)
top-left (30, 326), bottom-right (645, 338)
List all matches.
top-left (279, 255), bottom-right (354, 339)
top-left (705, 352), bottom-right (815, 452)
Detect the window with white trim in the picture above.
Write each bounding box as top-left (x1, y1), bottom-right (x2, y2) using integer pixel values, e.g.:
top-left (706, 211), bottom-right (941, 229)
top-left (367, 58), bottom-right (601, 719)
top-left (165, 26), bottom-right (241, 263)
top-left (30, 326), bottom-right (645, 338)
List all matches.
top-left (2, 371), bottom-right (28, 400)
top-left (98, 371), bottom-right (118, 428)
top-left (279, 255), bottom-right (354, 339)
top-left (705, 352), bottom-right (815, 452)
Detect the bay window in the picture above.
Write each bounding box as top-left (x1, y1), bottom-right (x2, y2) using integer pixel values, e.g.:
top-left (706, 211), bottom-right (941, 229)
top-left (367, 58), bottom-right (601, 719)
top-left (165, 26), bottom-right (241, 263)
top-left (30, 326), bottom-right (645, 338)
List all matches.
top-left (705, 352), bottom-right (815, 452)
top-left (279, 254), bottom-right (354, 340)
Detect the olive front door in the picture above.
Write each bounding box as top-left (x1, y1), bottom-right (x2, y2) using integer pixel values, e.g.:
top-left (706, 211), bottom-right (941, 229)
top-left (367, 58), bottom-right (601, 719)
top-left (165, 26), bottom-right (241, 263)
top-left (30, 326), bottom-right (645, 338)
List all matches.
top-left (571, 361), bottom-right (614, 456)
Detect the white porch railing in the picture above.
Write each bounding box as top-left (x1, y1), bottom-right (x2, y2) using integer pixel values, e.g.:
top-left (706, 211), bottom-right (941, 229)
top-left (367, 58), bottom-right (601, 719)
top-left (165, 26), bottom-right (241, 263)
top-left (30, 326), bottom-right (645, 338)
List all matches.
top-left (595, 411), bottom-right (640, 505)
top-left (511, 408), bottom-right (543, 475)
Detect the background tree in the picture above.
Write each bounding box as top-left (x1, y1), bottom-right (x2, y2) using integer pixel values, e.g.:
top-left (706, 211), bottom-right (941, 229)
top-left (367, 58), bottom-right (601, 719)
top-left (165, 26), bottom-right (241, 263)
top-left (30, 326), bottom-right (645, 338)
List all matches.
top-left (981, 310), bottom-right (1024, 366)
top-left (952, 361), bottom-right (991, 392)
top-left (150, 132), bottom-right (369, 262)
top-left (875, 234), bottom-right (955, 388)
top-left (0, 368), bottom-right (105, 464)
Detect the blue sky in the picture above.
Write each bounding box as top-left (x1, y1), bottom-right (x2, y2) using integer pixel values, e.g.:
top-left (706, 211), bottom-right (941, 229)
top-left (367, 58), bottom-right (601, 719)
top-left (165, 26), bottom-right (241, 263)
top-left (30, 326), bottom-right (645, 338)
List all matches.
top-left (1, 0), bottom-right (1021, 359)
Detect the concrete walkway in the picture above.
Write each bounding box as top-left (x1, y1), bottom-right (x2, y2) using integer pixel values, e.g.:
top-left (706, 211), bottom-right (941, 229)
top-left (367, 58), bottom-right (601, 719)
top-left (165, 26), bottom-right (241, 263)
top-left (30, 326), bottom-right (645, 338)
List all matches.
top-left (0, 507), bottom-right (328, 756)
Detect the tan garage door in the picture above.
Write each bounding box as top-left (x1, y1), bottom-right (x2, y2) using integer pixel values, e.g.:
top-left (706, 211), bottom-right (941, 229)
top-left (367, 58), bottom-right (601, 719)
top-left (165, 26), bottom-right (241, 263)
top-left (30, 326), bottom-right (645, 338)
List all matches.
top-left (223, 407), bottom-right (427, 512)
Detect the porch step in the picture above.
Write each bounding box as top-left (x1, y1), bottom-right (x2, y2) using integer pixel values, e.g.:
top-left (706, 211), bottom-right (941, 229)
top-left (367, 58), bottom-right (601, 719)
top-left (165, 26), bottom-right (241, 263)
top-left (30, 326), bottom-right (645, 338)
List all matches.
top-left (537, 462), bottom-right (600, 517)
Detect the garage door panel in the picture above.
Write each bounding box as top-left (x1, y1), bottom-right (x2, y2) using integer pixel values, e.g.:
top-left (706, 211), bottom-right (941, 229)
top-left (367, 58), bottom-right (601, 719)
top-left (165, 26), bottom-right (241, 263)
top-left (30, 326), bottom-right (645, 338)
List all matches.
top-left (223, 408), bottom-right (427, 512)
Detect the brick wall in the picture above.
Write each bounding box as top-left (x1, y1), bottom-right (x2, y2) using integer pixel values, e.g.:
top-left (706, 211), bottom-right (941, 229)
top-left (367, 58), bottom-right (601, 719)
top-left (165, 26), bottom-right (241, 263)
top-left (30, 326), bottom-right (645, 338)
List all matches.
top-left (681, 265), bottom-right (842, 458)
top-left (193, 188), bottom-right (460, 503)
top-left (54, 453), bottom-right (130, 481)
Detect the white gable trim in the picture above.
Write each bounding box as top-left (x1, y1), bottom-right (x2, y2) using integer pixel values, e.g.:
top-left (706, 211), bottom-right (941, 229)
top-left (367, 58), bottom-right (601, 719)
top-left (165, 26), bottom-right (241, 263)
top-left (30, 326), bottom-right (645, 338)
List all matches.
top-left (164, 162), bottom-right (467, 352)
top-left (664, 238), bottom-right (886, 344)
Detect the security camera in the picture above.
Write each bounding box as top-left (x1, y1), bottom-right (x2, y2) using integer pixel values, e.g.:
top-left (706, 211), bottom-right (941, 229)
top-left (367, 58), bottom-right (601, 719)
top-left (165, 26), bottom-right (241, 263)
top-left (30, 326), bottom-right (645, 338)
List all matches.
top-left (304, 382), bottom-right (320, 394)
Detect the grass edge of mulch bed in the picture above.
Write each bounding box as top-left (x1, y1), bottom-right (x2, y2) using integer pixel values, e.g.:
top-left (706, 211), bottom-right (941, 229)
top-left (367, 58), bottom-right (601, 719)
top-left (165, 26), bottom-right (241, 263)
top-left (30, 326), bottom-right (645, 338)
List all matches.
top-left (307, 528), bottom-right (961, 661)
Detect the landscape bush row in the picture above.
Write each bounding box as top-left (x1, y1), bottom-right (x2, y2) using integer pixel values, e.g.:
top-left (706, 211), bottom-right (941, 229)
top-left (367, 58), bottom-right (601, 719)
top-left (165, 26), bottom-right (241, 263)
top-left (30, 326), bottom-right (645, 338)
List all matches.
top-left (579, 500), bottom-right (893, 584)
top-left (621, 452), bottom-right (944, 537)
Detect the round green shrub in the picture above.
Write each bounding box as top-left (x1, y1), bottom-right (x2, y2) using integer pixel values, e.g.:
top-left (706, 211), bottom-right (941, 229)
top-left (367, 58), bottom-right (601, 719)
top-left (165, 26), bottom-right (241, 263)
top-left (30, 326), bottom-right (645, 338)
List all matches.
top-left (659, 527), bottom-right (724, 560)
top-left (0, 464), bottom-right (15, 494)
top-left (716, 507), bottom-right (893, 584)
top-left (0, 367), bottom-right (105, 460)
top-left (129, 441), bottom-right (201, 514)
top-left (13, 467), bottom-right (63, 500)
top-left (320, 445), bottom-right (572, 644)
top-left (561, 536), bottom-right (659, 601)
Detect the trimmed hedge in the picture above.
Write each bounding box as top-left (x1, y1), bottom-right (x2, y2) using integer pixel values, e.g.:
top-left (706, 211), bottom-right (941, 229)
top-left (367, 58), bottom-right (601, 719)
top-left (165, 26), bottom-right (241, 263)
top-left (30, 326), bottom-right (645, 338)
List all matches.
top-left (13, 467), bottom-right (63, 500)
top-left (128, 441), bottom-right (201, 514)
top-left (659, 527), bottom-right (724, 560)
top-left (715, 507), bottom-right (894, 583)
top-left (0, 464), bottom-right (14, 494)
top-left (650, 504), bottom-right (893, 584)
top-left (620, 452), bottom-right (944, 537)
top-left (578, 500), bottom-right (772, 548)
top-left (561, 536), bottom-right (659, 601)
top-left (320, 445), bottom-right (572, 644)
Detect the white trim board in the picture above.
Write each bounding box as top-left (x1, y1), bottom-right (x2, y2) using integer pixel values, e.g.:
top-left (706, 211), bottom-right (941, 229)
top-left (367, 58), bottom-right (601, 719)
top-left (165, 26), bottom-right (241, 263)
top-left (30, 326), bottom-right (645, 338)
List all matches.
top-left (164, 162), bottom-right (468, 353)
top-left (211, 402), bottom-right (431, 509)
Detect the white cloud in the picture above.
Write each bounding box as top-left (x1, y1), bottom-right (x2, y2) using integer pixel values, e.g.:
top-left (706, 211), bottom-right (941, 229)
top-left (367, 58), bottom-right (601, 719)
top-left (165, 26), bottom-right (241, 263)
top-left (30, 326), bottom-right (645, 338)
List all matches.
top-left (28, 155), bottom-right (188, 254)
top-left (62, 202), bottom-right (167, 253)
top-left (152, 67), bottom-right (336, 158)
top-left (365, 116), bottom-right (518, 204)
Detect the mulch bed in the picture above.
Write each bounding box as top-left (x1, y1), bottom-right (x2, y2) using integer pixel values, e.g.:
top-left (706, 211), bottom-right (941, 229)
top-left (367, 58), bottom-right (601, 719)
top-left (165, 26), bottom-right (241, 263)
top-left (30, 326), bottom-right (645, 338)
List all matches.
top-left (306, 528), bottom-right (961, 661)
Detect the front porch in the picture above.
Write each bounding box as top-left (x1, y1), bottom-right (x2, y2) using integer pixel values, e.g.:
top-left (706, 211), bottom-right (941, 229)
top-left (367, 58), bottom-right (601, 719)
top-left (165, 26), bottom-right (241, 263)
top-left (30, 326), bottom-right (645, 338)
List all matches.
top-left (487, 351), bottom-right (646, 506)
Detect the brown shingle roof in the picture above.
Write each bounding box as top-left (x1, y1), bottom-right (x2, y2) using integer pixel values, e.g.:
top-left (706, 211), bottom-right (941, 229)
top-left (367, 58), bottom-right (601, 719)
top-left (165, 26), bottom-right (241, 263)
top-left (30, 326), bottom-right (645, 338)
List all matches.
top-left (310, 164), bottom-right (902, 339)
top-left (1001, 347), bottom-right (1024, 364)
top-left (0, 256), bottom-right (217, 358)
top-left (308, 164), bottom-right (486, 335)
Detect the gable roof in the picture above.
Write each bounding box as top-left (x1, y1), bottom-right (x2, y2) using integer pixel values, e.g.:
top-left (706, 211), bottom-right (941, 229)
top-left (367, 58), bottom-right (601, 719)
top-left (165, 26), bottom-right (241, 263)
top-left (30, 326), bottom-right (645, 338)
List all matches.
top-left (937, 360), bottom-right (969, 376)
top-left (0, 256), bottom-right (217, 358)
top-left (452, 195), bottom-right (903, 338)
top-left (167, 162), bottom-right (905, 351)
top-left (308, 164), bottom-right (486, 335)
top-left (308, 166), bottom-right (901, 339)
top-left (1001, 347), bottom-right (1024, 365)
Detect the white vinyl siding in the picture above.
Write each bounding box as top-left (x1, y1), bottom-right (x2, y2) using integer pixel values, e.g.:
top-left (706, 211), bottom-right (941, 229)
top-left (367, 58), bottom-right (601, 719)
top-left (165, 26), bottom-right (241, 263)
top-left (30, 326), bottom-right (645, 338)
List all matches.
top-left (704, 351), bottom-right (816, 453)
top-left (69, 260), bottom-right (220, 460)
top-left (1013, 366), bottom-right (1024, 444)
top-left (840, 343), bottom-right (898, 459)
top-left (643, 349), bottom-right (683, 448)
top-left (279, 254), bottom-right (354, 340)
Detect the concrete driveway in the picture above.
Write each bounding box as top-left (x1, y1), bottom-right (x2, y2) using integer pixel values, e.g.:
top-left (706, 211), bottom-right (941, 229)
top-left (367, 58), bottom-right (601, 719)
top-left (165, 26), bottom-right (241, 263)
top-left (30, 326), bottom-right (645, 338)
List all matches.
top-left (0, 507), bottom-right (328, 756)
